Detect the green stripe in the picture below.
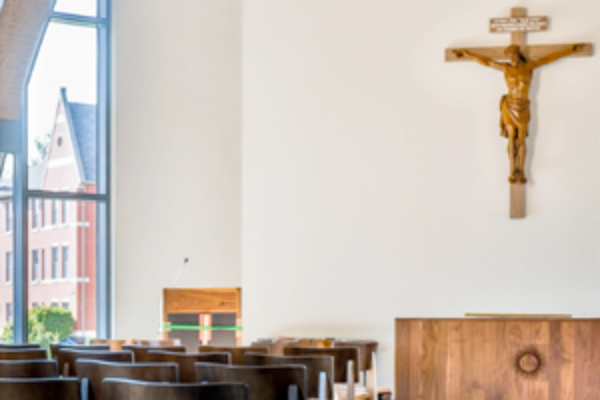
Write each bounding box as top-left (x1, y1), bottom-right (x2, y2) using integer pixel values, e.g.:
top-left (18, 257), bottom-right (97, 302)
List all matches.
top-left (163, 324), bottom-right (243, 331)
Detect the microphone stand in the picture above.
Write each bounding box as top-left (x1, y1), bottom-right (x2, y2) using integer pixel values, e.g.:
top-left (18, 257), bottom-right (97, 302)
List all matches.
top-left (157, 258), bottom-right (189, 339)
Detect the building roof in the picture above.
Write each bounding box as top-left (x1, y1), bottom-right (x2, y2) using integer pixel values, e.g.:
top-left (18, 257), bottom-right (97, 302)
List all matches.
top-left (0, 89), bottom-right (97, 196)
top-left (58, 88), bottom-right (97, 185)
top-left (67, 100), bottom-right (97, 183)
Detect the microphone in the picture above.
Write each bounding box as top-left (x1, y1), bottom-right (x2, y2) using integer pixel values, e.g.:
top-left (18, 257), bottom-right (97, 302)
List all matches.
top-left (170, 258), bottom-right (189, 288)
top-left (159, 257), bottom-right (190, 339)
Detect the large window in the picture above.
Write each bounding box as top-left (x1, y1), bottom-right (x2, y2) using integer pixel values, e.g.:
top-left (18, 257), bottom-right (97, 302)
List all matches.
top-left (0, 0), bottom-right (111, 345)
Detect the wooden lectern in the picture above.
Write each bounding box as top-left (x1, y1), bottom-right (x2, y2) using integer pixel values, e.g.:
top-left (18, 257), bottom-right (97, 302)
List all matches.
top-left (163, 288), bottom-right (242, 346)
top-left (396, 318), bottom-right (600, 400)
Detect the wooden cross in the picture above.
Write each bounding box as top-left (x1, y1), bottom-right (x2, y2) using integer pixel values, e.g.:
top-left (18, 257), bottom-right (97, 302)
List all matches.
top-left (446, 7), bottom-right (593, 219)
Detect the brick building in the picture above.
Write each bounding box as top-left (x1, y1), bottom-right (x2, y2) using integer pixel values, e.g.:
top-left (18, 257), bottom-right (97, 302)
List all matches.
top-left (0, 88), bottom-right (97, 337)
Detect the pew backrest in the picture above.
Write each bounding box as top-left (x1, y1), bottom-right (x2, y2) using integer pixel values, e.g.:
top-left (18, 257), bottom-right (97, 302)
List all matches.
top-left (147, 351), bottom-right (230, 382)
top-left (0, 349), bottom-right (47, 361)
top-left (0, 360), bottom-right (58, 378)
top-left (102, 378), bottom-right (248, 400)
top-left (195, 362), bottom-right (307, 400)
top-left (198, 345), bottom-right (269, 365)
top-left (0, 377), bottom-right (80, 400)
top-left (58, 349), bottom-right (133, 377)
top-left (333, 340), bottom-right (378, 372)
top-left (76, 359), bottom-right (178, 400)
top-left (50, 344), bottom-right (110, 360)
top-left (245, 353), bottom-right (334, 400)
top-left (283, 346), bottom-right (359, 383)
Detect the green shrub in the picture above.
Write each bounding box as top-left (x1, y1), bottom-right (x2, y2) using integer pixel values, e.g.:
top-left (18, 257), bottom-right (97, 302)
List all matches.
top-left (1, 305), bottom-right (74, 350)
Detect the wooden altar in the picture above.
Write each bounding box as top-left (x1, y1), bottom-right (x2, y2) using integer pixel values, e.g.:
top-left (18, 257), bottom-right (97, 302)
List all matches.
top-left (395, 318), bottom-right (600, 400)
top-left (162, 288), bottom-right (242, 346)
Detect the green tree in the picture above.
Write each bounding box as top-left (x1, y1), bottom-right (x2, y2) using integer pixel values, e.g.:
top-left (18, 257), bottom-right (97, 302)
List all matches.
top-left (31, 131), bottom-right (52, 166)
top-left (1, 305), bottom-right (74, 350)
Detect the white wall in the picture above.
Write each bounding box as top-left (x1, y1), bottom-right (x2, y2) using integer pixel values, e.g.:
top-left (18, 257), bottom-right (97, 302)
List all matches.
top-left (242, 0), bottom-right (600, 387)
top-left (113, 0), bottom-right (242, 338)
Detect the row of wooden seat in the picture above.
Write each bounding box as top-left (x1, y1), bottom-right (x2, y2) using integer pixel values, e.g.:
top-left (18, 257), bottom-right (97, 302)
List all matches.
top-left (0, 341), bottom-right (385, 399)
top-left (252, 339), bottom-right (379, 372)
top-left (91, 337), bottom-right (378, 372)
top-left (0, 377), bottom-right (248, 400)
top-left (63, 349), bottom-right (327, 399)
top-left (0, 343), bottom-right (361, 383)
top-left (0, 358), bottom-right (305, 400)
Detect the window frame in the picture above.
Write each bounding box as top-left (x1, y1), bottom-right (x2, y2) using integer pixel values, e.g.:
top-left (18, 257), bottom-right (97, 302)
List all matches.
top-left (10, 0), bottom-right (112, 342)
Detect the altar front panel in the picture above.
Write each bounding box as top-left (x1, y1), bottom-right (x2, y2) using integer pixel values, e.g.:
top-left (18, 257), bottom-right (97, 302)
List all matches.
top-left (395, 318), bottom-right (600, 400)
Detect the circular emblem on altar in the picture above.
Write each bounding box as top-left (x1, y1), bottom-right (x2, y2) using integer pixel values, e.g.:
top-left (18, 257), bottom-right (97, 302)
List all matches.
top-left (515, 347), bottom-right (544, 378)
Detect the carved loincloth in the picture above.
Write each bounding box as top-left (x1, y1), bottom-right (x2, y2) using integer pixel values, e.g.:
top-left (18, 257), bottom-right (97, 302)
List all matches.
top-left (500, 95), bottom-right (530, 138)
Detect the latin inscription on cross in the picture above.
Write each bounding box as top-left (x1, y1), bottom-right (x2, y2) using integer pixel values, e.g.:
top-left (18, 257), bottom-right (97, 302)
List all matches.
top-left (446, 7), bottom-right (593, 218)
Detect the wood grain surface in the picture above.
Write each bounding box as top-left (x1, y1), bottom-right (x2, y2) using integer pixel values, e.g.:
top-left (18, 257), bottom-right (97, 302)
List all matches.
top-left (163, 288), bottom-right (241, 315)
top-left (510, 183), bottom-right (526, 219)
top-left (396, 318), bottom-right (600, 400)
top-left (445, 44), bottom-right (594, 62)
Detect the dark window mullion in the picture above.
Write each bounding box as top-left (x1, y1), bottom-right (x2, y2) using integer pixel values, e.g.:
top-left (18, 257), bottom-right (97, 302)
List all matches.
top-left (96, 0), bottom-right (111, 339)
top-left (14, 116), bottom-right (28, 344)
top-left (27, 191), bottom-right (108, 202)
top-left (50, 12), bottom-right (107, 28)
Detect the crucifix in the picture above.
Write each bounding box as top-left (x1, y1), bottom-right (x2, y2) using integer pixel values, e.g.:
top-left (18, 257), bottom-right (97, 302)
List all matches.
top-left (446, 7), bottom-right (593, 219)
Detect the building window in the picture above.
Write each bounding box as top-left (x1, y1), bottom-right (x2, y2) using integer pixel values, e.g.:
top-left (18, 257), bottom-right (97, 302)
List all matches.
top-left (5, 252), bottom-right (12, 283)
top-left (62, 302), bottom-right (69, 310)
top-left (32, 250), bottom-right (40, 282)
top-left (6, 303), bottom-right (12, 323)
top-left (32, 302), bottom-right (39, 308)
top-left (33, 199), bottom-right (41, 229)
top-left (52, 200), bottom-right (59, 226)
top-left (5, 203), bottom-right (12, 233)
top-left (62, 201), bottom-right (68, 224)
top-left (41, 249), bottom-right (45, 281)
top-left (52, 247), bottom-right (59, 279)
top-left (51, 302), bottom-right (58, 308)
top-left (61, 246), bottom-right (69, 278)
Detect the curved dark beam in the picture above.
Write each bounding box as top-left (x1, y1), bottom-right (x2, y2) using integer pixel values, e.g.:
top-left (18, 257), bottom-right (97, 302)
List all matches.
top-left (0, 0), bottom-right (54, 120)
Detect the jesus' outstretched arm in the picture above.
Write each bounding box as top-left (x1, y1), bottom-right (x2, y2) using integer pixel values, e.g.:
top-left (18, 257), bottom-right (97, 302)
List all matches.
top-left (531, 44), bottom-right (586, 68)
top-left (453, 49), bottom-right (506, 72)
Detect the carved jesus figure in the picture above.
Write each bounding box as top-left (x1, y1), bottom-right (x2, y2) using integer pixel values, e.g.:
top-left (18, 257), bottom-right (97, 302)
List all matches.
top-left (453, 44), bottom-right (585, 184)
